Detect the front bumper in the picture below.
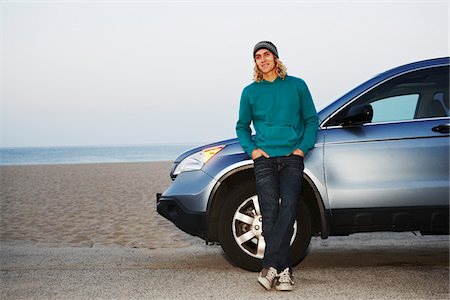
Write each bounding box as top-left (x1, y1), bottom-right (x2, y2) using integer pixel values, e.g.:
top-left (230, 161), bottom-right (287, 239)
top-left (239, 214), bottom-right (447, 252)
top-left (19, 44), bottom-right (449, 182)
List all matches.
top-left (156, 193), bottom-right (208, 239)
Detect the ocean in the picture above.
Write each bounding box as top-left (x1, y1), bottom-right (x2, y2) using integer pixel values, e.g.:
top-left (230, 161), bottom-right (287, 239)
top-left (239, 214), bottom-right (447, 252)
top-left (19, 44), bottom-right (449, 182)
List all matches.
top-left (0, 144), bottom-right (201, 166)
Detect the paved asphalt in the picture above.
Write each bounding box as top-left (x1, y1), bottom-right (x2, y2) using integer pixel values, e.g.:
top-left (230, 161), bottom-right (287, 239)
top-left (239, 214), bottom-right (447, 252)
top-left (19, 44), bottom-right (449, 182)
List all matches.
top-left (1, 232), bottom-right (448, 299)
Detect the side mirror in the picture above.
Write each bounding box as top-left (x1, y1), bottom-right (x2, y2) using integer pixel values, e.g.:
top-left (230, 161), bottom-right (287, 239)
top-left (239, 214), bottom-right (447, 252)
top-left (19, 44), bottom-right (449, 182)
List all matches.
top-left (341, 104), bottom-right (373, 126)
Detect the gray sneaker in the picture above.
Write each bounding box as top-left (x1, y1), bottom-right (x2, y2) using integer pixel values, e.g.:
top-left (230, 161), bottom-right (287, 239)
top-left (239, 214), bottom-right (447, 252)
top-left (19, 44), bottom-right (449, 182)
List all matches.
top-left (275, 267), bottom-right (294, 291)
top-left (257, 267), bottom-right (278, 290)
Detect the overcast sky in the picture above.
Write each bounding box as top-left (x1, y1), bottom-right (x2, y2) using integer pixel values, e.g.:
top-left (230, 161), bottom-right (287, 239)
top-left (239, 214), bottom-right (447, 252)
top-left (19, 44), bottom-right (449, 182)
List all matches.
top-left (1, 0), bottom-right (448, 147)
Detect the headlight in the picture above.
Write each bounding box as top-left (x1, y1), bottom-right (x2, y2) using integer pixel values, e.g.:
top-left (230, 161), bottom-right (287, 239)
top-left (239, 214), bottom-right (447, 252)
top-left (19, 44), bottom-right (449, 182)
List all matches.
top-left (173, 145), bottom-right (225, 176)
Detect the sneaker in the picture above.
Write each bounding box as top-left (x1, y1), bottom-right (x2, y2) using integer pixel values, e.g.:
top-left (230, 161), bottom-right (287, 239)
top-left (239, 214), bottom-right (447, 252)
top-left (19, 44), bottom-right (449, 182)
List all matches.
top-left (258, 267), bottom-right (278, 290)
top-left (275, 267), bottom-right (294, 291)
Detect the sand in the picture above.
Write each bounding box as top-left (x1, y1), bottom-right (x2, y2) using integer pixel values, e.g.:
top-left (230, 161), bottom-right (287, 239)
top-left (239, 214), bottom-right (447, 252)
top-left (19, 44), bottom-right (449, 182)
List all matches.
top-left (0, 162), bottom-right (201, 249)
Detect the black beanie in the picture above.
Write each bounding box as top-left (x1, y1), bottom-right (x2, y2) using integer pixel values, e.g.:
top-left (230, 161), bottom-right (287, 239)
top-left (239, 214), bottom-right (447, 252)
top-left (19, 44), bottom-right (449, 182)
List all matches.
top-left (253, 41), bottom-right (279, 58)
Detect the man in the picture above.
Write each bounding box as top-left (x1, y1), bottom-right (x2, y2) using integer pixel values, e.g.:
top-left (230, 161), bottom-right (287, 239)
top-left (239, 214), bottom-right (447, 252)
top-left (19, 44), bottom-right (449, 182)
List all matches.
top-left (236, 41), bottom-right (319, 291)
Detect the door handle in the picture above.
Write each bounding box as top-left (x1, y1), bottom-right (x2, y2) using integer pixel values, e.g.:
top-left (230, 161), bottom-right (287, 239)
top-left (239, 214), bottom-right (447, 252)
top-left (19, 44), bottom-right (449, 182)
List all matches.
top-left (432, 124), bottom-right (450, 133)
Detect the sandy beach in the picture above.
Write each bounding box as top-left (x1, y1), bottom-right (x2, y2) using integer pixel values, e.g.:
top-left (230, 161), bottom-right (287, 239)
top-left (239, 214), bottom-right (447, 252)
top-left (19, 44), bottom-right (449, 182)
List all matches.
top-left (1, 162), bottom-right (449, 299)
top-left (0, 162), bottom-right (200, 249)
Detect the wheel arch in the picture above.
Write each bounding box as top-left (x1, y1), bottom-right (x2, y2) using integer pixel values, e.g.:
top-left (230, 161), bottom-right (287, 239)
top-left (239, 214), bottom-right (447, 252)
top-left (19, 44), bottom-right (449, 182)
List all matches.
top-left (206, 163), bottom-right (329, 242)
top-left (206, 164), bottom-right (254, 242)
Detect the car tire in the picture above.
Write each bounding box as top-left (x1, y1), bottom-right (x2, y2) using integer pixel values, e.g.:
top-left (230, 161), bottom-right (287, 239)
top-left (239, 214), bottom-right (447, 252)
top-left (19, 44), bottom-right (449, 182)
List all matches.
top-left (218, 180), bottom-right (312, 272)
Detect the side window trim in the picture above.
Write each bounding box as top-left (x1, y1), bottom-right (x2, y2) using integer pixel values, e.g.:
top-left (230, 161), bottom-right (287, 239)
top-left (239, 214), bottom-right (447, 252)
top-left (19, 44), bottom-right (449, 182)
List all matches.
top-left (323, 115), bottom-right (450, 130)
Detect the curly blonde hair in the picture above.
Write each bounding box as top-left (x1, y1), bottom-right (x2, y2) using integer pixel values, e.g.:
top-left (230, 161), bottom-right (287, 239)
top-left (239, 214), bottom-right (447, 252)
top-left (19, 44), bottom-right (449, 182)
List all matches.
top-left (253, 57), bottom-right (287, 82)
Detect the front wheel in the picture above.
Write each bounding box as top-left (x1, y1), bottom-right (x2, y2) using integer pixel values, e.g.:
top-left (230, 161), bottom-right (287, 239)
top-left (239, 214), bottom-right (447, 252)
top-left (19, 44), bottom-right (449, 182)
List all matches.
top-left (218, 181), bottom-right (312, 272)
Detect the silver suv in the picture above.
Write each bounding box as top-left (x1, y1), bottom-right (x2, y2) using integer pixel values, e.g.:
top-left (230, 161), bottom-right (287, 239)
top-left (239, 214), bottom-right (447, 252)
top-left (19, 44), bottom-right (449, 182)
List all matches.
top-left (157, 57), bottom-right (449, 271)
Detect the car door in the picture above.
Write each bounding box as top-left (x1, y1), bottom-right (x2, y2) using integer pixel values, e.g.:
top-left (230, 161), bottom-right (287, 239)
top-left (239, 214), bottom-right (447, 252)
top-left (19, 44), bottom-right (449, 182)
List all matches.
top-left (322, 65), bottom-right (449, 232)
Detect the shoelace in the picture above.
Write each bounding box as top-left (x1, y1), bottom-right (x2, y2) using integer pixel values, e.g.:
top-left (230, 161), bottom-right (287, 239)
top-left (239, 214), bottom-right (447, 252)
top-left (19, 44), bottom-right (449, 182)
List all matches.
top-left (266, 267), bottom-right (278, 281)
top-left (278, 268), bottom-right (294, 284)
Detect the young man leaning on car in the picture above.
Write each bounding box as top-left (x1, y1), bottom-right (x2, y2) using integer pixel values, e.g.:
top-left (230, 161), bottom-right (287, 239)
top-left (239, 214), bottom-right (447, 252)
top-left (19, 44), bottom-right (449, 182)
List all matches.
top-left (236, 41), bottom-right (319, 291)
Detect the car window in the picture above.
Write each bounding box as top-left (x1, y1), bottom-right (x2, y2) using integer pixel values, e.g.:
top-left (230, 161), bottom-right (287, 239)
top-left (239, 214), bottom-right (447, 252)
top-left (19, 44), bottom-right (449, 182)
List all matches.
top-left (370, 94), bottom-right (419, 123)
top-left (326, 65), bottom-right (449, 126)
top-left (426, 91), bottom-right (450, 117)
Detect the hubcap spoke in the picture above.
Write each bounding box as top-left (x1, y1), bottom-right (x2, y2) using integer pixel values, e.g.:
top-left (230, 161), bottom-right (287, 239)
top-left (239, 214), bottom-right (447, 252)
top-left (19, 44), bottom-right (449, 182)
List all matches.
top-left (256, 236), bottom-right (266, 257)
top-left (236, 230), bottom-right (256, 245)
top-left (235, 212), bottom-right (254, 225)
top-left (252, 196), bottom-right (261, 216)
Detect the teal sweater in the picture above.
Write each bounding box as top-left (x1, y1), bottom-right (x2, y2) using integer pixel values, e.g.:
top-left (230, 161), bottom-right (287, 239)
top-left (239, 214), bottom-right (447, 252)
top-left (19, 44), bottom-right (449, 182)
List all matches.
top-left (236, 75), bottom-right (319, 158)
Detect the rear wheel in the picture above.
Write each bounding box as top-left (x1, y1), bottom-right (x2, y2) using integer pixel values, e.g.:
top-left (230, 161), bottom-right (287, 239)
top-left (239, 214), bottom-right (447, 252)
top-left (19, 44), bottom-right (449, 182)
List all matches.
top-left (218, 181), bottom-right (312, 272)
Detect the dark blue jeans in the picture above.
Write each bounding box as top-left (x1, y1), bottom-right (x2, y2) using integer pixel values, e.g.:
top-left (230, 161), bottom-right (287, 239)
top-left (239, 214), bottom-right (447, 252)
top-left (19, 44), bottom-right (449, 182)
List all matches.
top-left (253, 155), bottom-right (304, 272)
